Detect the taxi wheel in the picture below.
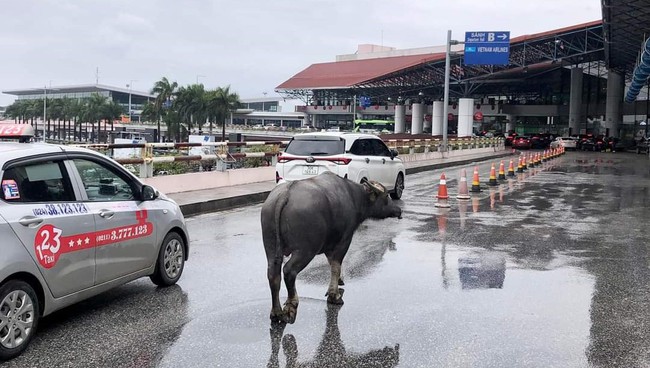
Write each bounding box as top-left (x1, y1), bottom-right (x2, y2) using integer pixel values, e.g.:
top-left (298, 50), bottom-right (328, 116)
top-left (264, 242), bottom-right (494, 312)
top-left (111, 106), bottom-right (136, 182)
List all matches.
top-left (0, 280), bottom-right (40, 361)
top-left (150, 232), bottom-right (185, 287)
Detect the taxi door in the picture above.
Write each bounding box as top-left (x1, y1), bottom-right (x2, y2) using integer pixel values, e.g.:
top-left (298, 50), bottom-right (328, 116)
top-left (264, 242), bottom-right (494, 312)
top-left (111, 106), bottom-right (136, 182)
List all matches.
top-left (68, 157), bottom-right (158, 285)
top-left (0, 159), bottom-right (96, 298)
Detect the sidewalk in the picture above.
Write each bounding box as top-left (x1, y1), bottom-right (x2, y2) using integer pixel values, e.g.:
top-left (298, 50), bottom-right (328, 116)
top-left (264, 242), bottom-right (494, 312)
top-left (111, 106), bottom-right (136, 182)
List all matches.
top-left (168, 150), bottom-right (513, 217)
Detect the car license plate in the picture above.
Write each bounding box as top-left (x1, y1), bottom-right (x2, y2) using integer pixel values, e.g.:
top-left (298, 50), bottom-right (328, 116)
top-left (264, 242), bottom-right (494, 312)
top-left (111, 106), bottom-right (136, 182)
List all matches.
top-left (303, 166), bottom-right (318, 175)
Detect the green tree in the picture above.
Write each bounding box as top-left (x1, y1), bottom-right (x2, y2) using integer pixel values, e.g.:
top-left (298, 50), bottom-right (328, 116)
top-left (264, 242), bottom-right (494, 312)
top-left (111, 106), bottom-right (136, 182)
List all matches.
top-left (206, 86), bottom-right (241, 141)
top-left (151, 77), bottom-right (178, 142)
top-left (103, 100), bottom-right (125, 142)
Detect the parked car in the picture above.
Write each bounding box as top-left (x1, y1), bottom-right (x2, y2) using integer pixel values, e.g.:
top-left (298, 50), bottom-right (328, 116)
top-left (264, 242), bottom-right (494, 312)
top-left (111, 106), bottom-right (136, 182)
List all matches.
top-left (581, 136), bottom-right (606, 151)
top-left (0, 124), bottom-right (189, 361)
top-left (550, 137), bottom-right (577, 150)
top-left (276, 132), bottom-right (405, 199)
top-left (505, 133), bottom-right (518, 146)
top-left (511, 136), bottom-right (532, 149)
top-left (530, 134), bottom-right (552, 149)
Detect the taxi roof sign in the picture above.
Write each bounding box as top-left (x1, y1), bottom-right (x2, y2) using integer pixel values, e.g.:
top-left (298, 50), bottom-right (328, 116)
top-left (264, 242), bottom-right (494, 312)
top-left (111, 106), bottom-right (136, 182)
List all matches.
top-left (0, 124), bottom-right (35, 141)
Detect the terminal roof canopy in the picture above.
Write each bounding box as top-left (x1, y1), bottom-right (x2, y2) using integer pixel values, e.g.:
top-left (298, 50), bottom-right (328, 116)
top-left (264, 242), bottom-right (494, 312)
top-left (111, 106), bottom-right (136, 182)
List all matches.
top-left (602, 0), bottom-right (650, 75)
top-left (276, 21), bottom-right (608, 101)
top-left (276, 53), bottom-right (444, 90)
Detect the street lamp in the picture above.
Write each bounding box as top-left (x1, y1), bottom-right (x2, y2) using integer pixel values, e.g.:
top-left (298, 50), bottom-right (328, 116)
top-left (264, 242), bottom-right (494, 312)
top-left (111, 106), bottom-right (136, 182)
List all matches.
top-left (42, 84), bottom-right (58, 142)
top-left (43, 86), bottom-right (47, 141)
top-left (127, 80), bottom-right (137, 123)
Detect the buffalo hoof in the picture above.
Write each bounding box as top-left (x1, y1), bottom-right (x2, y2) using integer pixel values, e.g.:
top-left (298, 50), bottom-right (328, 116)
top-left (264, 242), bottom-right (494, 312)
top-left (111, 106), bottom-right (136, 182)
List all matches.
top-left (270, 308), bottom-right (285, 323)
top-left (282, 300), bottom-right (299, 324)
top-left (338, 278), bottom-right (345, 286)
top-left (327, 288), bottom-right (345, 305)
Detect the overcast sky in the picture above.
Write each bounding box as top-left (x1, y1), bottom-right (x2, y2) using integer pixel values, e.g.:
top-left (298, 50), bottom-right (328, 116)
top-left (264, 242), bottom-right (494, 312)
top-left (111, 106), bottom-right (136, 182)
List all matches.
top-left (0, 0), bottom-right (601, 105)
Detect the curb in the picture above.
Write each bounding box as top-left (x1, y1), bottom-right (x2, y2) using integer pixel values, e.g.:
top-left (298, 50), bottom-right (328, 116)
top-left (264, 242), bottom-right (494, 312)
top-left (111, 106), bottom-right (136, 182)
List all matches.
top-left (179, 151), bottom-right (514, 217)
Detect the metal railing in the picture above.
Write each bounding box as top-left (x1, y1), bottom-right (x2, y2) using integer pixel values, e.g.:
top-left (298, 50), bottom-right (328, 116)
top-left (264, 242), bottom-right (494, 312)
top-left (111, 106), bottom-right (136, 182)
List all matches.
top-left (70, 137), bottom-right (504, 178)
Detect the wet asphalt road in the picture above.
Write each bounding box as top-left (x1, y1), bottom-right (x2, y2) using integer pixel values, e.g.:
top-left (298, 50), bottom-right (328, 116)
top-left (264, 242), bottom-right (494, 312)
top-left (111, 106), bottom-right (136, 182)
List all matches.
top-left (4, 151), bottom-right (650, 368)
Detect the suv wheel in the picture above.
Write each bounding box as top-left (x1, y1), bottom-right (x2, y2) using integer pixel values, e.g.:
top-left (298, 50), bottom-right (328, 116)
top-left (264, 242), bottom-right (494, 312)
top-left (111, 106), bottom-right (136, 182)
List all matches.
top-left (390, 173), bottom-right (404, 200)
top-left (150, 232), bottom-right (186, 287)
top-left (0, 280), bottom-right (39, 361)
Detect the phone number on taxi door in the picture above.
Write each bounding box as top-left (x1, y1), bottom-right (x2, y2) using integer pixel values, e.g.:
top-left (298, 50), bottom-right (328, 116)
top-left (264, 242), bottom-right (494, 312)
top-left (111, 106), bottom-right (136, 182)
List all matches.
top-left (32, 203), bottom-right (89, 217)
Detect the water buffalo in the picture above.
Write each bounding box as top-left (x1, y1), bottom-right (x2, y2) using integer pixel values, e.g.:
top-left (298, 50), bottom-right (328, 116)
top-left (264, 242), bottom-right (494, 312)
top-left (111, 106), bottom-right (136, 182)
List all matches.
top-left (261, 172), bottom-right (402, 324)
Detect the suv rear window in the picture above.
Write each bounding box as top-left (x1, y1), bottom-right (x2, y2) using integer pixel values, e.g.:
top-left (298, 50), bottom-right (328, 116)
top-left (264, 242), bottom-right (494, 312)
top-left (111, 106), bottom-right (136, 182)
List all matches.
top-left (284, 139), bottom-right (345, 156)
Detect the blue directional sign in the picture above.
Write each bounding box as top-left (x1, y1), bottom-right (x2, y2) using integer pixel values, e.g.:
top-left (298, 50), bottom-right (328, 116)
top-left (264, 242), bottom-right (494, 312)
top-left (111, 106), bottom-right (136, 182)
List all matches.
top-left (464, 31), bottom-right (510, 66)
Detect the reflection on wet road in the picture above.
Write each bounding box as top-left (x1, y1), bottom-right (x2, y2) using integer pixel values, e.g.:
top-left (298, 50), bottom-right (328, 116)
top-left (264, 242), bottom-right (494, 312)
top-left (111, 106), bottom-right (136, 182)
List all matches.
top-left (5, 151), bottom-right (650, 367)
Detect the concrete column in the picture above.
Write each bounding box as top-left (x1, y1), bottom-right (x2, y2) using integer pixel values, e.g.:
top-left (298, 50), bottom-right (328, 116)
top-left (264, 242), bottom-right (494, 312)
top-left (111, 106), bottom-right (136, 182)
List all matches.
top-left (432, 101), bottom-right (444, 136)
top-left (411, 102), bottom-right (423, 134)
top-left (394, 104), bottom-right (406, 133)
top-left (505, 114), bottom-right (515, 132)
top-left (605, 70), bottom-right (623, 138)
top-left (569, 67), bottom-right (583, 135)
top-left (458, 98), bottom-right (474, 137)
top-left (423, 104), bottom-right (432, 132)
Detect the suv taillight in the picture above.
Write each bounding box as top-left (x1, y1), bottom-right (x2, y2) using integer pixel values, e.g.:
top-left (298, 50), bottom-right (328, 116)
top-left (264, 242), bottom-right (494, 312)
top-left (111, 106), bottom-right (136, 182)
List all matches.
top-left (277, 155), bottom-right (294, 163)
top-left (323, 157), bottom-right (352, 165)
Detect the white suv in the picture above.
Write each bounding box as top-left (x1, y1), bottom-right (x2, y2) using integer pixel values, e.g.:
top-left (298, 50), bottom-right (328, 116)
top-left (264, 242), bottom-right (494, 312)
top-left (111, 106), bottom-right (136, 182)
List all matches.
top-left (276, 132), bottom-right (405, 199)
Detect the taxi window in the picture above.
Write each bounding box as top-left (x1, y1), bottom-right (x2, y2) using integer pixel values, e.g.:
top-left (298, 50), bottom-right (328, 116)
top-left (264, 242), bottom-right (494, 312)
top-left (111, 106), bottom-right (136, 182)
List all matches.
top-left (73, 159), bottom-right (135, 202)
top-left (1, 161), bottom-right (75, 203)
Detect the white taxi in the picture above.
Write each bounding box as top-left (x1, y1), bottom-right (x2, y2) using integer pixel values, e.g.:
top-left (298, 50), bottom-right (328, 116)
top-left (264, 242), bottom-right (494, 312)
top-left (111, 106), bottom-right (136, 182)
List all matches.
top-left (0, 124), bottom-right (189, 361)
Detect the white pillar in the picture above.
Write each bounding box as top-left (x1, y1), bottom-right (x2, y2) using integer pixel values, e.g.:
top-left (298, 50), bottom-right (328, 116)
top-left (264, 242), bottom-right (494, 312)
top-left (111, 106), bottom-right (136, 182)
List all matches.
top-left (432, 101), bottom-right (444, 136)
top-left (569, 67), bottom-right (583, 135)
top-left (505, 114), bottom-right (515, 132)
top-left (458, 98), bottom-right (474, 137)
top-left (411, 102), bottom-right (423, 134)
top-left (605, 70), bottom-right (623, 138)
top-left (423, 104), bottom-right (432, 132)
top-left (394, 104), bottom-right (406, 133)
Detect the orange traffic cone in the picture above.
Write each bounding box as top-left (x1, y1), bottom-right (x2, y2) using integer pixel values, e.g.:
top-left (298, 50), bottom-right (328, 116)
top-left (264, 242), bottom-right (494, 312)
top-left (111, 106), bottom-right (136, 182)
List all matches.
top-left (507, 159), bottom-right (515, 177)
top-left (435, 173), bottom-right (451, 208)
top-left (498, 160), bottom-right (506, 180)
top-left (471, 166), bottom-right (482, 192)
top-left (522, 154), bottom-right (528, 170)
top-left (488, 163), bottom-right (498, 186)
top-left (456, 168), bottom-right (471, 200)
top-left (517, 156), bottom-right (524, 173)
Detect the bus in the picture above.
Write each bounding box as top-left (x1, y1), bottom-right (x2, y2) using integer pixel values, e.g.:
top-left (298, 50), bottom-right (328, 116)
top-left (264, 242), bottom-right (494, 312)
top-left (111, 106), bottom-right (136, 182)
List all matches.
top-left (353, 119), bottom-right (395, 134)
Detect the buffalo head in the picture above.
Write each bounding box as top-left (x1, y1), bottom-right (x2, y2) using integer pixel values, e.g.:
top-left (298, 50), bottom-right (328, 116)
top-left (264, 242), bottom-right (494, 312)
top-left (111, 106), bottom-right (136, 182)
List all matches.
top-left (361, 178), bottom-right (402, 220)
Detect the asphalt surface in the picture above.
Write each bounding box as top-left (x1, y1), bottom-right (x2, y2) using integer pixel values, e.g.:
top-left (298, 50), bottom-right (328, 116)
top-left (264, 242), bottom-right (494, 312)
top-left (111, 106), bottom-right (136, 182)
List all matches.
top-left (4, 150), bottom-right (650, 367)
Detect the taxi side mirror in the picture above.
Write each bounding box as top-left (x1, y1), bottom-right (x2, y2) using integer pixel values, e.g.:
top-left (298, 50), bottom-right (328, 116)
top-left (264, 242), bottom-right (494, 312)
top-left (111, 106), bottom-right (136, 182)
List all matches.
top-left (142, 185), bottom-right (159, 201)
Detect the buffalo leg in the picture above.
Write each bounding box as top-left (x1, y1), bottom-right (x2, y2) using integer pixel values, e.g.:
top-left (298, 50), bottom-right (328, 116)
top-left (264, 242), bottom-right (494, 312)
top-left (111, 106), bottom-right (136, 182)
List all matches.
top-left (267, 259), bottom-right (283, 322)
top-left (326, 256), bottom-right (345, 304)
top-left (282, 250), bottom-right (314, 324)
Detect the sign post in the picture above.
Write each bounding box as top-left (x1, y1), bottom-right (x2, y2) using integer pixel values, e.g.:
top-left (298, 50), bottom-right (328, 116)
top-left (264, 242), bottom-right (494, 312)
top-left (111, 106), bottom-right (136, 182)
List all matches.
top-left (464, 31), bottom-right (510, 65)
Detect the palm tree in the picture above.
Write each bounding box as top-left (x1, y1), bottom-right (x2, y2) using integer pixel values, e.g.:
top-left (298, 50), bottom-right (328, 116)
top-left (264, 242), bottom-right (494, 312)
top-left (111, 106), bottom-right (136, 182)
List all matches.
top-left (85, 93), bottom-right (108, 142)
top-left (206, 86), bottom-right (241, 141)
top-left (151, 77), bottom-right (178, 142)
top-left (174, 84), bottom-right (207, 136)
top-left (103, 100), bottom-right (125, 142)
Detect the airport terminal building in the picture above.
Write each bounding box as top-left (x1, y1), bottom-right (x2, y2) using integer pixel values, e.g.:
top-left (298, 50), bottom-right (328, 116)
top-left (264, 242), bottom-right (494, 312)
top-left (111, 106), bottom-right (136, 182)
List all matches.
top-left (276, 4), bottom-right (650, 140)
top-left (3, 84), bottom-right (154, 122)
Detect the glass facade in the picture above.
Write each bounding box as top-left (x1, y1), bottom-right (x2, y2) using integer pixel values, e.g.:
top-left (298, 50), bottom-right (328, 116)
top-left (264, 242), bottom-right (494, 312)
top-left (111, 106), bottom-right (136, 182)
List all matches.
top-left (13, 88), bottom-right (152, 113)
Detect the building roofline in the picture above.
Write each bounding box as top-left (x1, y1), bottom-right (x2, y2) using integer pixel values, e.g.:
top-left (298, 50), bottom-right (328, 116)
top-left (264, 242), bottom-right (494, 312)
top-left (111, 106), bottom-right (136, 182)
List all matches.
top-left (2, 84), bottom-right (155, 98)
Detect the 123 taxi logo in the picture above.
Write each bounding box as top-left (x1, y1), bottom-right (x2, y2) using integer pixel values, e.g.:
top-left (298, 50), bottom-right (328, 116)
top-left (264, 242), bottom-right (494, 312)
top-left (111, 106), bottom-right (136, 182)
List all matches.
top-left (34, 210), bottom-right (154, 269)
